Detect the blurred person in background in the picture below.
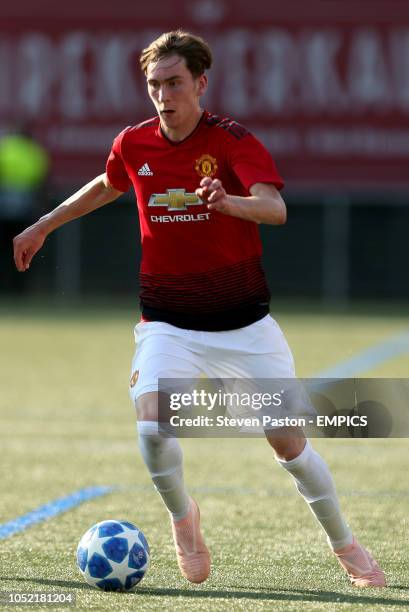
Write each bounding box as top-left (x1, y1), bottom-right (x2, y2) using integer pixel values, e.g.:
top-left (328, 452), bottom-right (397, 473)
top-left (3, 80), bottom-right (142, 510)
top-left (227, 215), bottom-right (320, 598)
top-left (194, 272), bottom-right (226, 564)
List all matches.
top-left (12, 30), bottom-right (386, 588)
top-left (0, 122), bottom-right (49, 292)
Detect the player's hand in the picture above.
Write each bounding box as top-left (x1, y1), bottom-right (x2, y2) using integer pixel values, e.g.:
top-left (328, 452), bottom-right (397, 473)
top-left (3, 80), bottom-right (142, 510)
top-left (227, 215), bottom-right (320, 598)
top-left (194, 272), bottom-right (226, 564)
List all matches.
top-left (196, 177), bottom-right (231, 214)
top-left (13, 224), bottom-right (47, 272)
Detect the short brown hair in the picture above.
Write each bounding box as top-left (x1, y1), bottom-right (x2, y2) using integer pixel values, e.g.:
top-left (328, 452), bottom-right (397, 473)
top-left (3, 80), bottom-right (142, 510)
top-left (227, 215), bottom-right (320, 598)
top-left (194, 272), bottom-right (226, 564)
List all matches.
top-left (140, 30), bottom-right (212, 78)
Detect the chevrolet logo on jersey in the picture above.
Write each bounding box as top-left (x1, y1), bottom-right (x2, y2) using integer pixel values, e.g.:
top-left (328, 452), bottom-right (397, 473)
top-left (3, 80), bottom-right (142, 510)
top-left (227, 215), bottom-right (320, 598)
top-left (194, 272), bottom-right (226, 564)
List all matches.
top-left (148, 189), bottom-right (203, 211)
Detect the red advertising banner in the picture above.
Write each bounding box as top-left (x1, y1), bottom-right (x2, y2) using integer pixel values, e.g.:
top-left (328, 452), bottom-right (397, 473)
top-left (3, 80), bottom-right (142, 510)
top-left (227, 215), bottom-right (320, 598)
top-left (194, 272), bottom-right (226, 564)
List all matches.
top-left (1, 0), bottom-right (408, 189)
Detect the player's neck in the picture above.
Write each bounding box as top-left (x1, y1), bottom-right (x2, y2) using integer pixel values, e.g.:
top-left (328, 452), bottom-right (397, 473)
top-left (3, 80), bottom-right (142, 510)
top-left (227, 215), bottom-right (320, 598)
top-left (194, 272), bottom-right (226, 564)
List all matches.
top-left (160, 108), bottom-right (204, 143)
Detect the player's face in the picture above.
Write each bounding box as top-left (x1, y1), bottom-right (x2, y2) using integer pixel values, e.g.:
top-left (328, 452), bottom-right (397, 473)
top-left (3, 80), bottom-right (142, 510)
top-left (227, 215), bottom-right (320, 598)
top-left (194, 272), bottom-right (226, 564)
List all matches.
top-left (146, 54), bottom-right (207, 138)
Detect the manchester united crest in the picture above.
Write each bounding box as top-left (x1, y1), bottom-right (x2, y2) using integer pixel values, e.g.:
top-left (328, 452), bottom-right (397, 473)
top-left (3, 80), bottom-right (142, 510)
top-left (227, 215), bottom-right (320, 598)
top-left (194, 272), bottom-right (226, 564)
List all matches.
top-left (195, 154), bottom-right (218, 178)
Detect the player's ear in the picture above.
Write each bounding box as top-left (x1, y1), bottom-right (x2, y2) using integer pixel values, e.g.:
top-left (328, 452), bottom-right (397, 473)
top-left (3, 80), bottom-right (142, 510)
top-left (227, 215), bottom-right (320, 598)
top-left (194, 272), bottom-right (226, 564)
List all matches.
top-left (197, 74), bottom-right (208, 97)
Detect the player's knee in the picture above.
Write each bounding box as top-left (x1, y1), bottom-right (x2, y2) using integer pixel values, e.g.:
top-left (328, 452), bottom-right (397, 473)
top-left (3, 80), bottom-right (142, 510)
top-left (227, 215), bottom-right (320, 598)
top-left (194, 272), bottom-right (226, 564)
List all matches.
top-left (137, 420), bottom-right (182, 475)
top-left (136, 391), bottom-right (159, 421)
top-left (265, 427), bottom-right (306, 460)
top-left (274, 439), bottom-right (306, 461)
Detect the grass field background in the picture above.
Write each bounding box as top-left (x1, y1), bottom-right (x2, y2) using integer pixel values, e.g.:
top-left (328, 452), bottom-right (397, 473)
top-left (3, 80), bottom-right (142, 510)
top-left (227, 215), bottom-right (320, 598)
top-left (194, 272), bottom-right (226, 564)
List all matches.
top-left (1, 299), bottom-right (408, 611)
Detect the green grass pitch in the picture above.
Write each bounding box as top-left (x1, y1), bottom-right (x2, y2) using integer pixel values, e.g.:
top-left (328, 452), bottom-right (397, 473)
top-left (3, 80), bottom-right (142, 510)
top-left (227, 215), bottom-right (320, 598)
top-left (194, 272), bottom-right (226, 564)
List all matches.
top-left (1, 300), bottom-right (408, 611)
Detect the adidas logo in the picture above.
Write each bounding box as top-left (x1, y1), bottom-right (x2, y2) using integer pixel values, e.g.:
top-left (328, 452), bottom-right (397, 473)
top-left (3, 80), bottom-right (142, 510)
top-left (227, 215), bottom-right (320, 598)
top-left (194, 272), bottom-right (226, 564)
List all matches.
top-left (138, 163), bottom-right (153, 176)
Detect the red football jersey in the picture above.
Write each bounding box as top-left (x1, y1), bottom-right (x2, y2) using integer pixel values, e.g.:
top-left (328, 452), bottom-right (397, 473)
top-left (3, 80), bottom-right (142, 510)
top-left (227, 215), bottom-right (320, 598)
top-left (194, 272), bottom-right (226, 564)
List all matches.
top-left (106, 111), bottom-right (284, 331)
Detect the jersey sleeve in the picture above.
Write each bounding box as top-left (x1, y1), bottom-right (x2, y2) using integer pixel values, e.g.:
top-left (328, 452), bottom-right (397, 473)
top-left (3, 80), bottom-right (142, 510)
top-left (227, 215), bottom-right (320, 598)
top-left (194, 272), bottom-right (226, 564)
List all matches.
top-left (229, 132), bottom-right (284, 192)
top-left (105, 129), bottom-right (132, 192)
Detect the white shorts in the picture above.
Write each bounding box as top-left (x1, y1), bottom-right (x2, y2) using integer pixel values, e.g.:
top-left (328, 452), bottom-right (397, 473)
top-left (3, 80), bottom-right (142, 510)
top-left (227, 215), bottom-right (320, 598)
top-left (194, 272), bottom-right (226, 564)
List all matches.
top-left (129, 315), bottom-right (296, 405)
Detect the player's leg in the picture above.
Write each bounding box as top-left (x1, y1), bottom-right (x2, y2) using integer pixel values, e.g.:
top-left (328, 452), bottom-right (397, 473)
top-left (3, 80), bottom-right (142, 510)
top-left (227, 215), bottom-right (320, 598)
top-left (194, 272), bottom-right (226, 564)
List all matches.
top-left (266, 428), bottom-right (385, 587)
top-left (136, 391), bottom-right (190, 520)
top-left (265, 428), bottom-right (353, 550)
top-left (203, 316), bottom-right (351, 547)
top-left (130, 322), bottom-right (210, 583)
top-left (257, 317), bottom-right (386, 587)
top-left (130, 322), bottom-right (201, 522)
top-left (204, 314), bottom-right (385, 586)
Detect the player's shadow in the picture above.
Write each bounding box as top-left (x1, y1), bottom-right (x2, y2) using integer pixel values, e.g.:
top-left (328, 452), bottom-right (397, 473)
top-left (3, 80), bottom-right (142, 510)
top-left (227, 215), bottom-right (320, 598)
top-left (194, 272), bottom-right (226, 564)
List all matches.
top-left (245, 586), bottom-right (408, 606)
top-left (134, 586), bottom-right (407, 606)
top-left (2, 577), bottom-right (407, 605)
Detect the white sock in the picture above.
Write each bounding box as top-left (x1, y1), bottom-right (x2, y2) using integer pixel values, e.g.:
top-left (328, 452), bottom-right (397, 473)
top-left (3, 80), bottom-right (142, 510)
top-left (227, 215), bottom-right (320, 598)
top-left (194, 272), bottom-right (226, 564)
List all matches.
top-left (277, 440), bottom-right (353, 550)
top-left (137, 421), bottom-right (190, 520)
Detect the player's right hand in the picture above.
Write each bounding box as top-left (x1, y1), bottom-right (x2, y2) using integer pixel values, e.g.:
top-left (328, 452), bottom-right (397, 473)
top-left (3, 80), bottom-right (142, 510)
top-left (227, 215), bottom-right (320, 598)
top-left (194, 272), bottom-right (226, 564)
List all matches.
top-left (13, 224), bottom-right (47, 272)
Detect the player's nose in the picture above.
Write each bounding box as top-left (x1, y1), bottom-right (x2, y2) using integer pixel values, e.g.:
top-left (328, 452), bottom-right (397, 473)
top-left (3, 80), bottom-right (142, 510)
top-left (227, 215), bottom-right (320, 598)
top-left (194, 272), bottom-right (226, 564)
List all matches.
top-left (158, 86), bottom-right (170, 103)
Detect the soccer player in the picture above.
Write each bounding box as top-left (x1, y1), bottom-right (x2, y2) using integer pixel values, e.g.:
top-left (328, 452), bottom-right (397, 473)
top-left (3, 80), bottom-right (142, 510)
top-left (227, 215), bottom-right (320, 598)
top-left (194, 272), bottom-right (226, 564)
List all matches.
top-left (13, 30), bottom-right (385, 588)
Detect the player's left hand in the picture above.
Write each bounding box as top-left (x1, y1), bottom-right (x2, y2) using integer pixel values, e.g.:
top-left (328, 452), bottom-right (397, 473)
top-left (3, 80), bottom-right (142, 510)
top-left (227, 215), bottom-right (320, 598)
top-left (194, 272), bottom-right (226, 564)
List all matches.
top-left (196, 177), bottom-right (231, 214)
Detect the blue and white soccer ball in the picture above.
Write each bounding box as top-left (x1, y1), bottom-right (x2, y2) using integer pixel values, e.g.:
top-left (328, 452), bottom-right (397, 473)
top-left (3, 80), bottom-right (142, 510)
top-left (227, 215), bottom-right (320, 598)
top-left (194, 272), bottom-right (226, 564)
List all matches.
top-left (76, 520), bottom-right (150, 591)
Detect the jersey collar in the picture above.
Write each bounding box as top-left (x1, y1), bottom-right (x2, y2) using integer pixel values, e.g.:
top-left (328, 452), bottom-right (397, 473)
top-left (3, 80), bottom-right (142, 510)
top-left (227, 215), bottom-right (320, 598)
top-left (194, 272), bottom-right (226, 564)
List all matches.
top-left (157, 110), bottom-right (207, 146)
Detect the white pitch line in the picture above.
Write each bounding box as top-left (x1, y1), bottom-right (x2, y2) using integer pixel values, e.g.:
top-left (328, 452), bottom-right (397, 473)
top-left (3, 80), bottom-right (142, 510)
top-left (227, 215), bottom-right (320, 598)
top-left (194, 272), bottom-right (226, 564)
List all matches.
top-left (314, 330), bottom-right (409, 378)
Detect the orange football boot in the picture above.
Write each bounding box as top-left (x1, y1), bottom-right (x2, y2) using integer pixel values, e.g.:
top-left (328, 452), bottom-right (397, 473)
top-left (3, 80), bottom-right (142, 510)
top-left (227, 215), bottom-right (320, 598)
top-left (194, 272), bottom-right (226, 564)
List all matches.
top-left (334, 537), bottom-right (386, 587)
top-left (171, 498), bottom-right (211, 583)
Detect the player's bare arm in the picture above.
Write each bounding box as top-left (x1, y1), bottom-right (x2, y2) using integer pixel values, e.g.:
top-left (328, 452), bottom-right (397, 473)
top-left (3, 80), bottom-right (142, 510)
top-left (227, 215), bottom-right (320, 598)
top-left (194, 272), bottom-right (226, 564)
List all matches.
top-left (13, 173), bottom-right (124, 272)
top-left (195, 177), bottom-right (286, 225)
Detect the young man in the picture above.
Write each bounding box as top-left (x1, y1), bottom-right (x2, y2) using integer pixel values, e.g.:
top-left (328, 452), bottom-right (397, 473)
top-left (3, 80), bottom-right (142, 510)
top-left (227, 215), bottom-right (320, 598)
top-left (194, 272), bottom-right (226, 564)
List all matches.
top-left (13, 30), bottom-right (385, 588)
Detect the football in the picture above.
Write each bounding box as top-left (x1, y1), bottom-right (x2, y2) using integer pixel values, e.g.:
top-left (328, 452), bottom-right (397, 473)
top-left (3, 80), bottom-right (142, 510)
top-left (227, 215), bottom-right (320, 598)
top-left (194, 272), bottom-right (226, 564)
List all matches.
top-left (76, 520), bottom-right (150, 591)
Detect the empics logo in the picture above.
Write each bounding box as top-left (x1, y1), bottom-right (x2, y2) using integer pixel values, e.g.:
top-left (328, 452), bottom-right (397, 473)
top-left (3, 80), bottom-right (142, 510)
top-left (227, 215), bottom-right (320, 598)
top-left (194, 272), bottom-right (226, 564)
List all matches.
top-left (148, 189), bottom-right (203, 211)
